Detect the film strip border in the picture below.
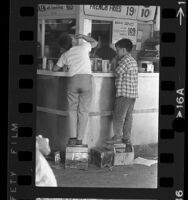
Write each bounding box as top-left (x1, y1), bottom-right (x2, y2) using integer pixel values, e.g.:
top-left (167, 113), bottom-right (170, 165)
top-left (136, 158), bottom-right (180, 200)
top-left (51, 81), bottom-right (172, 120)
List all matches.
top-left (8, 0), bottom-right (186, 199)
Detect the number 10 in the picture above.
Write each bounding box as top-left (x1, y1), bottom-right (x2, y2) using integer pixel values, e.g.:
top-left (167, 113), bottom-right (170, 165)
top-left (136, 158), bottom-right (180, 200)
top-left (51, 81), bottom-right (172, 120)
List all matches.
top-left (141, 9), bottom-right (150, 18)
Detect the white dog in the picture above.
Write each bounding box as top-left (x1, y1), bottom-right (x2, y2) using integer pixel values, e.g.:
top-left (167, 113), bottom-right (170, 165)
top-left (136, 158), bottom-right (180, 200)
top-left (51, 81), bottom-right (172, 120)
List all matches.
top-left (35, 135), bottom-right (57, 187)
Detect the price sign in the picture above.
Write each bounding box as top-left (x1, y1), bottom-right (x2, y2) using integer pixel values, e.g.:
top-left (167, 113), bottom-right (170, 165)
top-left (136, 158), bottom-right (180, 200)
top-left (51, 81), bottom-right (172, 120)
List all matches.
top-left (137, 6), bottom-right (156, 21)
top-left (125, 6), bottom-right (137, 18)
top-left (84, 5), bottom-right (156, 21)
top-left (84, 5), bottom-right (138, 20)
top-left (38, 4), bottom-right (76, 18)
top-left (112, 19), bottom-right (137, 44)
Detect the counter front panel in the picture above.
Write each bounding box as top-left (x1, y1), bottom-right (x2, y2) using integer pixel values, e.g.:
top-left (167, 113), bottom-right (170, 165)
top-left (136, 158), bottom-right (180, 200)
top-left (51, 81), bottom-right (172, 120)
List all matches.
top-left (37, 70), bottom-right (159, 150)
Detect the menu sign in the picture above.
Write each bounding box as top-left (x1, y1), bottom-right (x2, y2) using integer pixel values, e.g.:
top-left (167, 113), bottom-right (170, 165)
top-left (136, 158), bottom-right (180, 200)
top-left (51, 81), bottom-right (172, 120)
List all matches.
top-left (84, 5), bottom-right (156, 21)
top-left (112, 19), bottom-right (137, 44)
top-left (84, 5), bottom-right (138, 20)
top-left (38, 4), bottom-right (76, 18)
top-left (137, 6), bottom-right (156, 21)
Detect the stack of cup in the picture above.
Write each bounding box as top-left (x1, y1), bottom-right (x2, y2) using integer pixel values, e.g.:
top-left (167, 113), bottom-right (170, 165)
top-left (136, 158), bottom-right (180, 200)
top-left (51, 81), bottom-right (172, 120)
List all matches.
top-left (102, 60), bottom-right (109, 73)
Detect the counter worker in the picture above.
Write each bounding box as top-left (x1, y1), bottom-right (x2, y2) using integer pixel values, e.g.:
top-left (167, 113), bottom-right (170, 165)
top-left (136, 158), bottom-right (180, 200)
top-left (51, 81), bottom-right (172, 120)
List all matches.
top-left (106, 38), bottom-right (138, 149)
top-left (95, 36), bottom-right (117, 61)
top-left (53, 33), bottom-right (98, 145)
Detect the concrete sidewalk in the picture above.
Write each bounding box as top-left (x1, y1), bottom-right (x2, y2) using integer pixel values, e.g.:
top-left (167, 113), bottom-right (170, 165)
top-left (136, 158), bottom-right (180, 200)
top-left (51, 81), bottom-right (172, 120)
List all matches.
top-left (52, 163), bottom-right (157, 188)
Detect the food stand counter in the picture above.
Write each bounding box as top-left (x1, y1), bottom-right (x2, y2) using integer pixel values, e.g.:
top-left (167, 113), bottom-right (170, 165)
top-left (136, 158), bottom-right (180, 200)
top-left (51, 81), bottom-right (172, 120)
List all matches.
top-left (37, 70), bottom-right (159, 151)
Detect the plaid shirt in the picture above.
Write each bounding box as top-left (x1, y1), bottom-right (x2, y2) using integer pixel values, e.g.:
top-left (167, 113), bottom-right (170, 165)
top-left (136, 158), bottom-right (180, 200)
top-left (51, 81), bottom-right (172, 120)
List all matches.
top-left (115, 54), bottom-right (138, 98)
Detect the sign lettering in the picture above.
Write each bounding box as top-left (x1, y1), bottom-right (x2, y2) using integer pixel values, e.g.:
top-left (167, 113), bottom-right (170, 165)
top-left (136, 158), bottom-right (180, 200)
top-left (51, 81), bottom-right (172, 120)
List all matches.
top-left (84, 5), bottom-right (156, 21)
top-left (112, 19), bottom-right (137, 44)
top-left (38, 4), bottom-right (76, 18)
top-left (137, 6), bottom-right (156, 21)
top-left (84, 5), bottom-right (138, 20)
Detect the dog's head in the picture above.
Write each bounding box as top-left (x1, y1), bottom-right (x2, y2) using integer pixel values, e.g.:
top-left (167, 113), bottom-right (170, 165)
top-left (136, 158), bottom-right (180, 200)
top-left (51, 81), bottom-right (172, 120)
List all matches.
top-left (36, 135), bottom-right (51, 156)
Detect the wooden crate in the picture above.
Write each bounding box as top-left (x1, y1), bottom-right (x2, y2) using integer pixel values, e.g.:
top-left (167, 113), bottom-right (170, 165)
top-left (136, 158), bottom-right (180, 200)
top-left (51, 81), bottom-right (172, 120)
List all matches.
top-left (90, 147), bottom-right (114, 168)
top-left (113, 145), bottom-right (134, 166)
top-left (65, 145), bottom-right (88, 170)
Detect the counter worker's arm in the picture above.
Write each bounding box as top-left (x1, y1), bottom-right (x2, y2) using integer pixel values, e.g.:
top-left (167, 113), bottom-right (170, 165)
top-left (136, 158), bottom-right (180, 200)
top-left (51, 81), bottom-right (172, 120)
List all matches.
top-left (52, 53), bottom-right (67, 72)
top-left (76, 34), bottom-right (98, 48)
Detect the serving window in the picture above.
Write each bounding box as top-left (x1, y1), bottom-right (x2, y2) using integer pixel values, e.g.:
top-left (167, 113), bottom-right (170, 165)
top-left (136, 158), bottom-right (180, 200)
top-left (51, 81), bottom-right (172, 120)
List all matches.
top-left (91, 20), bottom-right (113, 47)
top-left (37, 18), bottom-right (76, 59)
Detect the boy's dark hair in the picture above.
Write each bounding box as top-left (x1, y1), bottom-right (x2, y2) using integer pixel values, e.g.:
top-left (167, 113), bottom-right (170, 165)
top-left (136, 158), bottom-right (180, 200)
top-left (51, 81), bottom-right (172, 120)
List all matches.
top-left (115, 38), bottom-right (133, 52)
top-left (58, 33), bottom-right (72, 51)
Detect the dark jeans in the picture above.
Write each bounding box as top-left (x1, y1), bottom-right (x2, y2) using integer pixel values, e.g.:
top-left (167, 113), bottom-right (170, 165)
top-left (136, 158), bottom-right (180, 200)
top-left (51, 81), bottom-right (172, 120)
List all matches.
top-left (113, 97), bottom-right (136, 142)
top-left (66, 74), bottom-right (92, 140)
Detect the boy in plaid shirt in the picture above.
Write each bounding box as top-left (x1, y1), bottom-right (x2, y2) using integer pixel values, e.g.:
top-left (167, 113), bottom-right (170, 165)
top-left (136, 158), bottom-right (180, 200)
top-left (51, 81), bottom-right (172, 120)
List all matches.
top-left (107, 39), bottom-right (138, 146)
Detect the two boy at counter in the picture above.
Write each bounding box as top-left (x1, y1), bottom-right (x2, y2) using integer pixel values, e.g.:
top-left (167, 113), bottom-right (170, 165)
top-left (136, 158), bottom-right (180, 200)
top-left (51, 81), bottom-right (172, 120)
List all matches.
top-left (52, 33), bottom-right (138, 147)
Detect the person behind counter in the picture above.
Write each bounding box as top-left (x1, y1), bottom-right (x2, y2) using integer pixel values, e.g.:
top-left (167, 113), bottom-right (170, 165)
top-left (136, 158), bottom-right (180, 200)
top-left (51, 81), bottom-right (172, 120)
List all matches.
top-left (106, 38), bottom-right (138, 148)
top-left (95, 36), bottom-right (117, 61)
top-left (52, 33), bottom-right (98, 145)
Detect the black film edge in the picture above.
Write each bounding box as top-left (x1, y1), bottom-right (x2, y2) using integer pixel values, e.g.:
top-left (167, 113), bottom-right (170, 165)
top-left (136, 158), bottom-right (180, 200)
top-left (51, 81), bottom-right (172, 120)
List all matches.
top-left (8, 0), bottom-right (186, 200)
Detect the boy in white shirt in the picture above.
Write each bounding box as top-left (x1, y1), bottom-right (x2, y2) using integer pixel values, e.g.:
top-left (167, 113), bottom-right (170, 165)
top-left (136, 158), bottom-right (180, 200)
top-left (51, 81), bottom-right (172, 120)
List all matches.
top-left (53, 33), bottom-right (97, 145)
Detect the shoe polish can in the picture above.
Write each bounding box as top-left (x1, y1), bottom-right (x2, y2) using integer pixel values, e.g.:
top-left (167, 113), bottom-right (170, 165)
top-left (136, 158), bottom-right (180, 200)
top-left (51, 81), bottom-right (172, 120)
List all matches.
top-left (54, 151), bottom-right (61, 164)
top-left (42, 56), bottom-right (47, 70)
top-left (47, 59), bottom-right (54, 71)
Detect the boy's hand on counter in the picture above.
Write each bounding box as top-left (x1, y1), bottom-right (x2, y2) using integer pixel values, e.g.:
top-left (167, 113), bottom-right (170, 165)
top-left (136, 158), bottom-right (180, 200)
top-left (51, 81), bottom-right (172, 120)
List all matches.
top-left (111, 57), bottom-right (118, 69)
top-left (52, 65), bottom-right (61, 72)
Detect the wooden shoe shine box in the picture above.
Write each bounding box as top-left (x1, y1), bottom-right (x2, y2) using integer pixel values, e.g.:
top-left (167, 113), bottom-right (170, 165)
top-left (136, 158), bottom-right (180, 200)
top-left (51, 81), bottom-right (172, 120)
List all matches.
top-left (65, 145), bottom-right (88, 170)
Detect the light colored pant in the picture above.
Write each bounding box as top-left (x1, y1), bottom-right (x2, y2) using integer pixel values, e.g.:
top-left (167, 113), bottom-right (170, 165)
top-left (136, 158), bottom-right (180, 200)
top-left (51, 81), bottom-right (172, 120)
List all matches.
top-left (66, 74), bottom-right (92, 140)
top-left (113, 97), bottom-right (135, 142)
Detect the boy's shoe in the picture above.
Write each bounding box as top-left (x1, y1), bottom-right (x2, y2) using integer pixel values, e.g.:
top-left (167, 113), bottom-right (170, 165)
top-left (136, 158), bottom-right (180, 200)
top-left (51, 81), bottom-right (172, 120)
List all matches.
top-left (122, 138), bottom-right (133, 152)
top-left (67, 138), bottom-right (77, 145)
top-left (125, 143), bottom-right (133, 152)
top-left (122, 138), bottom-right (131, 144)
top-left (106, 135), bottom-right (122, 144)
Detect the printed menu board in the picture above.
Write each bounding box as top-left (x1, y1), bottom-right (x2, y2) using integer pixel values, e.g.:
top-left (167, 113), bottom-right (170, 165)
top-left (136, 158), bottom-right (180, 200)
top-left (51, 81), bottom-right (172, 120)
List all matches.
top-left (84, 5), bottom-right (156, 21)
top-left (112, 19), bottom-right (137, 44)
top-left (84, 5), bottom-right (138, 20)
top-left (38, 5), bottom-right (156, 21)
top-left (137, 6), bottom-right (157, 21)
top-left (38, 4), bottom-right (76, 18)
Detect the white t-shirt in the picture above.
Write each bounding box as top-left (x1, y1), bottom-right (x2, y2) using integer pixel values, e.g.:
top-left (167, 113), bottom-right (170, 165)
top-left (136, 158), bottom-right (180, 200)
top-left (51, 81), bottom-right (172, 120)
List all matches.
top-left (56, 42), bottom-right (92, 76)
